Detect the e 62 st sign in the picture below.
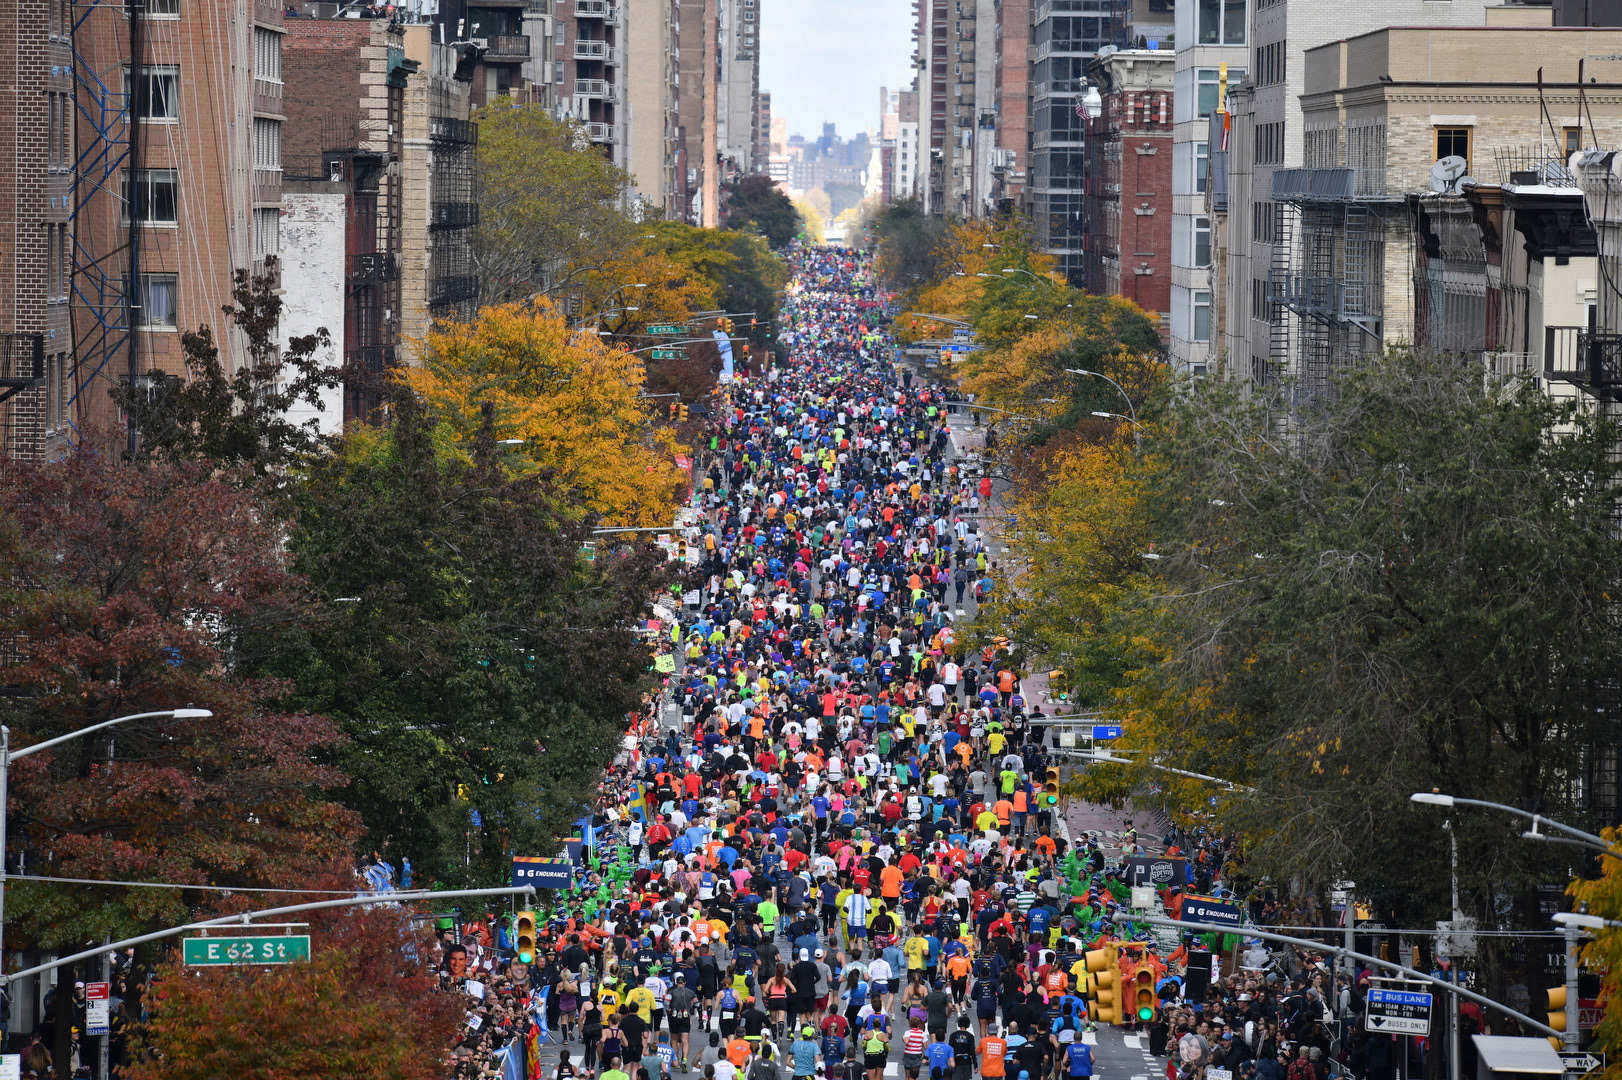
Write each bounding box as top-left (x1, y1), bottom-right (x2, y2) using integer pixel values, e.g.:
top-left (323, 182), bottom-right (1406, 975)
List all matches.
top-left (183, 935), bottom-right (311, 966)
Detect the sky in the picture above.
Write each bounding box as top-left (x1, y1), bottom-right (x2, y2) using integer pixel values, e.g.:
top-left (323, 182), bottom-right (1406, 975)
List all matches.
top-left (760, 0), bottom-right (915, 142)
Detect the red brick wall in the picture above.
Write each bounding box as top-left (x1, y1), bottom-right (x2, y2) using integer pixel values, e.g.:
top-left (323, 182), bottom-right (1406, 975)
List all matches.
top-left (1117, 123), bottom-right (1172, 317)
top-left (283, 20), bottom-right (372, 176)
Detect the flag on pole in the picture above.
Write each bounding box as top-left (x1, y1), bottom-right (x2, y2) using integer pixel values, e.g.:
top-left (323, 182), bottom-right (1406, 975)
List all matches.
top-left (526, 1017), bottom-right (542, 1077)
top-left (534, 985), bottom-right (551, 1042)
top-left (626, 782), bottom-right (649, 822)
top-left (498, 1044), bottom-right (524, 1080)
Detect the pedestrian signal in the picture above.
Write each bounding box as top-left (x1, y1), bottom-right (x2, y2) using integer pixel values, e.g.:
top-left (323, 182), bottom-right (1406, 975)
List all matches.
top-left (515, 910), bottom-right (539, 965)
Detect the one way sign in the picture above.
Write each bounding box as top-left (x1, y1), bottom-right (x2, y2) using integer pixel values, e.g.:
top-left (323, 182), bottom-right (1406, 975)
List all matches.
top-left (1559, 1052), bottom-right (1604, 1076)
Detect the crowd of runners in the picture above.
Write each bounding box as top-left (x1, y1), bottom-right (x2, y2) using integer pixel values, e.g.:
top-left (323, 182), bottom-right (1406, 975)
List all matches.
top-left (437, 247), bottom-right (1384, 1080)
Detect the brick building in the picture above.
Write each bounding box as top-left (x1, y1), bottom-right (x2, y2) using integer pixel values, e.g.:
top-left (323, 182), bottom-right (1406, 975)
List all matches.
top-left (283, 17), bottom-right (416, 424)
top-left (0, 0), bottom-right (288, 461)
top-left (1082, 49), bottom-right (1174, 327)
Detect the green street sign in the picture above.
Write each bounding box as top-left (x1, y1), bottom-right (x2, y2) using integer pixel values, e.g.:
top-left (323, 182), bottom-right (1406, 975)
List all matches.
top-left (183, 935), bottom-right (310, 966)
top-left (650, 348), bottom-right (683, 360)
top-left (648, 324), bottom-right (689, 336)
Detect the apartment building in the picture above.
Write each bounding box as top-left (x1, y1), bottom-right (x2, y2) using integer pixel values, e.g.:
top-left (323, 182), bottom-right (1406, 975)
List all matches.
top-left (1168, 0), bottom-right (1245, 372)
top-left (627, 0), bottom-right (681, 211)
top-left (1028, 0), bottom-right (1112, 282)
top-left (0, 0), bottom-right (76, 458)
top-left (1082, 49), bottom-right (1174, 324)
top-left (554, 0), bottom-right (628, 163)
top-left (912, 0), bottom-right (1004, 219)
top-left (1221, 0), bottom-right (1492, 386)
top-left (897, 90), bottom-right (922, 201)
top-left (717, 0), bottom-right (761, 177)
top-left (992, 0), bottom-right (1030, 209)
top-left (283, 17), bottom-right (416, 423)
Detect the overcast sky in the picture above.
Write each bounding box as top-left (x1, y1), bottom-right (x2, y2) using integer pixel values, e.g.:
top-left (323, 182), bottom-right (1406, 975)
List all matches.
top-left (760, 0), bottom-right (915, 142)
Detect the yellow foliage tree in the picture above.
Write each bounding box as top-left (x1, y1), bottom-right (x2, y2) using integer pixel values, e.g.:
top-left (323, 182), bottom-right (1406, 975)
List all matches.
top-left (402, 299), bottom-right (688, 527)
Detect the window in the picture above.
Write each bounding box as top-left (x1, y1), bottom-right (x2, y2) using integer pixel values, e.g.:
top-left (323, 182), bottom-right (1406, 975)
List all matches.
top-left (1193, 290), bottom-right (1212, 341)
top-left (252, 207), bottom-right (280, 262)
top-left (124, 169), bottom-right (179, 225)
top-left (254, 27), bottom-right (282, 82)
top-left (1199, 0), bottom-right (1244, 43)
top-left (135, 273), bottom-right (178, 328)
top-left (1196, 68), bottom-right (1243, 118)
top-left (253, 117), bottom-right (281, 171)
top-left (46, 225), bottom-right (58, 302)
top-left (1435, 126), bottom-right (1470, 170)
top-left (145, 0), bottom-right (180, 16)
top-left (49, 0), bottom-right (70, 37)
top-left (47, 92), bottom-right (62, 170)
top-left (1195, 216), bottom-right (1211, 268)
top-left (1195, 141), bottom-right (1209, 193)
top-left (128, 65), bottom-right (180, 121)
top-left (44, 224), bottom-right (71, 303)
top-left (1565, 126), bottom-right (1583, 154)
top-left (44, 353), bottom-right (68, 433)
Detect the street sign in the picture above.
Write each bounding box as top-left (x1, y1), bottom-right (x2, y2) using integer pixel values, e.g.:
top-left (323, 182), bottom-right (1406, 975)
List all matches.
top-left (1181, 894), bottom-right (1243, 929)
top-left (1559, 1052), bottom-right (1605, 1076)
top-left (512, 856), bottom-right (573, 889)
top-left (84, 981), bottom-right (109, 1036)
top-left (1367, 988), bottom-right (1432, 1035)
top-left (182, 935), bottom-right (311, 966)
top-left (1091, 725), bottom-right (1123, 740)
top-left (650, 348), bottom-right (683, 360)
top-left (648, 324), bottom-right (689, 336)
top-left (0, 1055), bottom-right (18, 1080)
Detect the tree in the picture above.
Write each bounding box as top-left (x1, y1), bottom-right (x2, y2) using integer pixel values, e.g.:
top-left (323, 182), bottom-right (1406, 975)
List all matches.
top-left (262, 399), bottom-right (670, 885)
top-left (0, 447), bottom-right (360, 952)
top-left (130, 905), bottom-right (460, 1080)
top-left (400, 298), bottom-right (689, 527)
top-left (870, 199), bottom-right (953, 292)
top-left (725, 174), bottom-right (800, 248)
top-left (474, 104), bottom-right (638, 303)
top-left (792, 198), bottom-right (827, 245)
top-left (1097, 352), bottom-right (1622, 924)
top-left (111, 259), bottom-right (338, 475)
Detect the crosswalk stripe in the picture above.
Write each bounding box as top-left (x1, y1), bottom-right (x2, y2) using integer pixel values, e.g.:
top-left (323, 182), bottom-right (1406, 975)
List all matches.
top-left (1122, 1036), bottom-right (1141, 1049)
top-left (1082, 1032), bottom-right (1098, 1046)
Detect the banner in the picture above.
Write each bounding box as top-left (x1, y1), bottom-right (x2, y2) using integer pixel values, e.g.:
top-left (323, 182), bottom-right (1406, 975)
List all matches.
top-left (1123, 855), bottom-right (1187, 887)
top-left (714, 329), bottom-right (735, 383)
top-left (511, 856), bottom-right (573, 889)
top-left (1179, 894), bottom-right (1242, 930)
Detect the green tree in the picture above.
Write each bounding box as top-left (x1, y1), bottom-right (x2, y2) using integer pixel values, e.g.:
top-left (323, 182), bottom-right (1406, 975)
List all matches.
top-left (111, 258), bottom-right (337, 476)
top-left (725, 174), bottom-right (800, 248)
top-left (261, 400), bottom-right (670, 884)
top-left (475, 103), bottom-right (638, 303)
top-left (1102, 351), bottom-right (1622, 925)
top-left (870, 198), bottom-right (953, 292)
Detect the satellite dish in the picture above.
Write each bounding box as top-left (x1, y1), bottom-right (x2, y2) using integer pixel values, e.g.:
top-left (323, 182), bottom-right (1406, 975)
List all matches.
top-left (1430, 155), bottom-right (1468, 192)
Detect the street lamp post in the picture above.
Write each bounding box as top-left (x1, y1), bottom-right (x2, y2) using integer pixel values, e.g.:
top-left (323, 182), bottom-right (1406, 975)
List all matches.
top-left (0, 709), bottom-right (212, 983)
top-left (1090, 410), bottom-right (1142, 450)
top-left (1066, 367), bottom-right (1137, 429)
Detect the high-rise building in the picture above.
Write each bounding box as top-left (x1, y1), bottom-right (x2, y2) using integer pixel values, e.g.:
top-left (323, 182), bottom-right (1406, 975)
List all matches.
top-left (1168, 0), bottom-right (1246, 373)
top-left (1027, 0), bottom-right (1111, 281)
top-left (758, 92), bottom-right (772, 176)
top-left (914, 0), bottom-right (1002, 218)
top-left (991, 0), bottom-right (1031, 209)
top-left (551, 0), bottom-right (629, 165)
top-left (896, 90), bottom-right (921, 201)
top-left (627, 0), bottom-right (682, 212)
top-left (718, 0), bottom-right (761, 178)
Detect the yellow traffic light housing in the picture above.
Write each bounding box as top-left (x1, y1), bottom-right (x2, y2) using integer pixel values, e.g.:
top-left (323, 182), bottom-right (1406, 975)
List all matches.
top-left (514, 909), bottom-right (538, 965)
top-left (1085, 946), bottom-right (1121, 1025)
top-left (1133, 968), bottom-right (1158, 1023)
top-left (680, 404), bottom-right (690, 422)
top-left (1547, 984), bottom-right (1568, 1049)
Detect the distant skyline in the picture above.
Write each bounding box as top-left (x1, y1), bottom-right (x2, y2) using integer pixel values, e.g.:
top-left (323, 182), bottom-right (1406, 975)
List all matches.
top-left (760, 0), bottom-right (914, 143)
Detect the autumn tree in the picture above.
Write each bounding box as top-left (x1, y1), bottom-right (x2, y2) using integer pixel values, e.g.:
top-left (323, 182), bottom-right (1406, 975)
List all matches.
top-left (870, 198), bottom-right (954, 292)
top-left (400, 298), bottom-right (689, 527)
top-left (258, 399), bottom-right (671, 885)
top-left (130, 904), bottom-right (460, 1080)
top-left (0, 446), bottom-right (360, 953)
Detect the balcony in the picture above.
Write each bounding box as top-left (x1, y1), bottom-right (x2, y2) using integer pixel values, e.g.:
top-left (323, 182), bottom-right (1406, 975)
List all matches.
top-left (573, 39), bottom-right (610, 60)
top-left (1545, 325), bottom-right (1622, 401)
top-left (575, 78), bottom-right (614, 99)
top-left (575, 0), bottom-right (608, 14)
top-left (430, 116), bottom-right (479, 146)
top-left (484, 34), bottom-right (531, 60)
top-left (351, 252), bottom-right (399, 285)
top-left (582, 121), bottom-right (615, 143)
top-left (431, 201), bottom-right (480, 231)
top-left (430, 275), bottom-right (480, 309)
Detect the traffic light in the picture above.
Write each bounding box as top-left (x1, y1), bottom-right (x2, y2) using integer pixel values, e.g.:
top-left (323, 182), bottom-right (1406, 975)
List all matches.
top-left (1547, 983), bottom-right (1568, 1049)
top-left (514, 910), bottom-right (538, 965)
top-left (1132, 967), bottom-right (1158, 1024)
top-left (1086, 946), bottom-right (1121, 1024)
top-left (679, 404), bottom-right (689, 422)
top-left (751, 316), bottom-right (758, 329)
